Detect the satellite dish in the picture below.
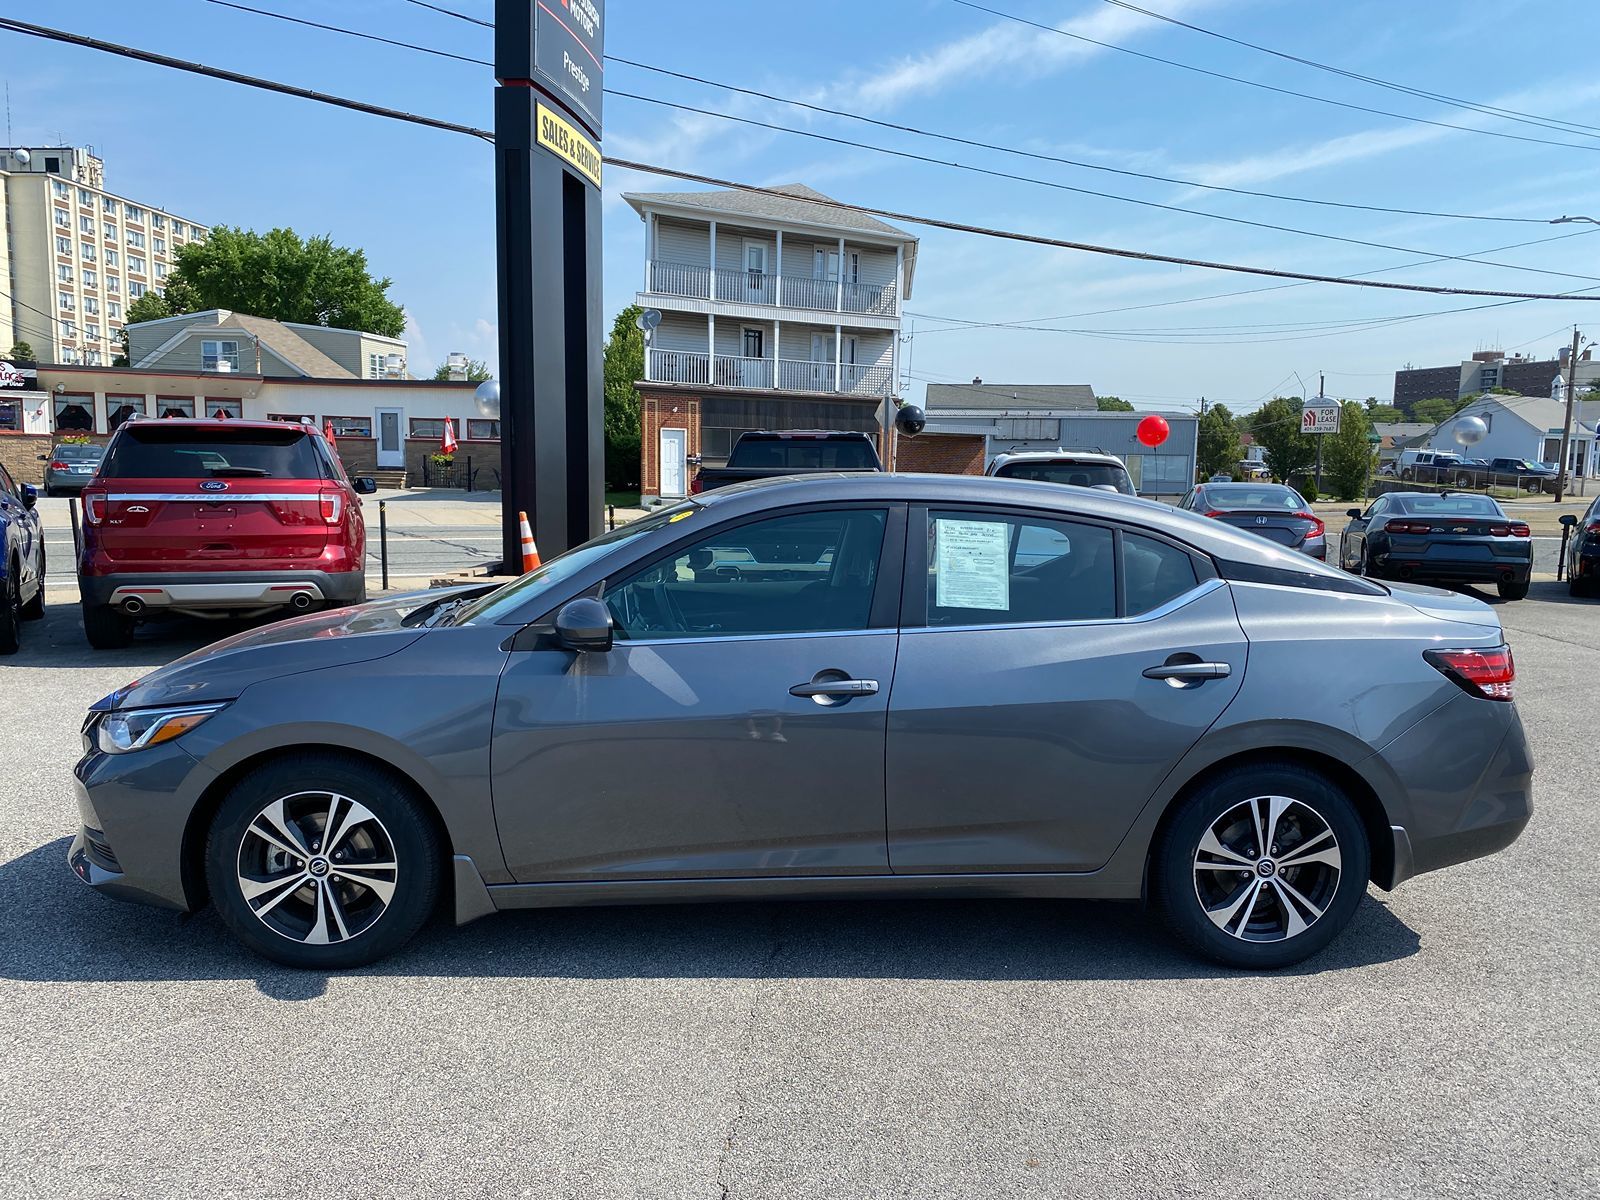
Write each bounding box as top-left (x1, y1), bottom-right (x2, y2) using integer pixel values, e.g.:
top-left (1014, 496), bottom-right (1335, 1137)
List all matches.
top-left (636, 308), bottom-right (662, 332)
top-left (12, 148), bottom-right (29, 165)
top-left (1453, 415), bottom-right (1488, 447)
top-left (474, 379), bottom-right (501, 419)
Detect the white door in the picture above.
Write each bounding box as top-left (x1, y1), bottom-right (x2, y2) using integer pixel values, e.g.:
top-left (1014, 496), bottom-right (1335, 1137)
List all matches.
top-left (810, 332), bottom-right (832, 391)
top-left (376, 407), bottom-right (404, 468)
top-left (660, 426), bottom-right (688, 498)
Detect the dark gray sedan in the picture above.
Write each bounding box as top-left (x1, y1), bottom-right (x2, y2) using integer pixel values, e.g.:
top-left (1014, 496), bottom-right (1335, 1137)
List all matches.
top-left (1178, 482), bottom-right (1327, 559)
top-left (70, 475), bottom-right (1531, 970)
top-left (1339, 491), bottom-right (1533, 600)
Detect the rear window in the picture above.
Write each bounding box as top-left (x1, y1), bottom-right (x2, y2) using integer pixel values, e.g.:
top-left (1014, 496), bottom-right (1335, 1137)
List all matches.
top-left (993, 460), bottom-right (1133, 494)
top-left (101, 425), bottom-right (330, 480)
top-left (729, 437), bottom-right (876, 470)
top-left (51, 445), bottom-right (103, 461)
top-left (1202, 485), bottom-right (1303, 509)
top-left (1400, 493), bottom-right (1502, 516)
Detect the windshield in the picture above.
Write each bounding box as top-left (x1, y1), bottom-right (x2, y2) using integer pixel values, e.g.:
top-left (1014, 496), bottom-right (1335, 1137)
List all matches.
top-left (452, 503), bottom-right (697, 625)
top-left (1202, 484), bottom-right (1304, 509)
top-left (103, 426), bottom-right (329, 480)
top-left (52, 445), bottom-right (104, 462)
top-left (993, 460), bottom-right (1134, 494)
top-left (729, 438), bottom-right (876, 470)
top-left (1400, 493), bottom-right (1502, 516)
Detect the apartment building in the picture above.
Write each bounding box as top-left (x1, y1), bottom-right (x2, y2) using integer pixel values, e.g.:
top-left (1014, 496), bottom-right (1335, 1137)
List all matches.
top-left (624, 183), bottom-right (918, 499)
top-left (0, 146), bottom-right (209, 366)
top-left (1392, 346), bottom-right (1599, 414)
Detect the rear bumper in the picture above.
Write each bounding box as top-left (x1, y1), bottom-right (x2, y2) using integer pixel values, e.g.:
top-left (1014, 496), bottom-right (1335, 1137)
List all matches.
top-left (45, 474), bottom-right (94, 493)
top-left (1374, 561), bottom-right (1531, 584)
top-left (80, 569), bottom-right (366, 611)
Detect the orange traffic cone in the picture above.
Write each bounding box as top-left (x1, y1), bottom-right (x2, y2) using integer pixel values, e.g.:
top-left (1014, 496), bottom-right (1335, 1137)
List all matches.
top-left (518, 511), bottom-right (541, 573)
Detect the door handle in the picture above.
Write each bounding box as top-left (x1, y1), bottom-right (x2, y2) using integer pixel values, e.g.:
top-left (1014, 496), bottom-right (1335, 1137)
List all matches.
top-left (1143, 662), bottom-right (1231, 681)
top-left (789, 678), bottom-right (879, 698)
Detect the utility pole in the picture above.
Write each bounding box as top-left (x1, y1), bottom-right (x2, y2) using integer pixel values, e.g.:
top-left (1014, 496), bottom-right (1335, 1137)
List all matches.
top-left (1556, 327), bottom-right (1581, 503)
top-left (1314, 371), bottom-right (1325, 495)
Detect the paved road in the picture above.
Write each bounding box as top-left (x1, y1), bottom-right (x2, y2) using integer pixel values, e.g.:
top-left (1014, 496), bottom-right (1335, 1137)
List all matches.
top-left (1, 579), bottom-right (1596, 1196)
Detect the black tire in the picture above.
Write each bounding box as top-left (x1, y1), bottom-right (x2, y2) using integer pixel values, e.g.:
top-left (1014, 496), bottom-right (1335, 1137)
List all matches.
top-left (1498, 578), bottom-right (1530, 601)
top-left (0, 566), bottom-right (20, 655)
top-left (20, 547), bottom-right (44, 620)
top-left (205, 753), bottom-right (442, 969)
top-left (81, 600), bottom-right (134, 650)
top-left (1152, 763), bottom-right (1370, 970)
top-left (1400, 469), bottom-right (1414, 482)
top-left (1455, 473), bottom-right (1472, 487)
top-left (43, 486), bottom-right (57, 499)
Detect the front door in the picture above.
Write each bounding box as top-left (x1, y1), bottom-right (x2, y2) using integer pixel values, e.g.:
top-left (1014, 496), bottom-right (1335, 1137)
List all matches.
top-left (886, 507), bottom-right (1247, 873)
top-left (375, 407), bottom-right (404, 468)
top-left (490, 505), bottom-right (903, 882)
top-left (659, 426), bottom-right (687, 498)
top-left (810, 332), bottom-right (833, 391)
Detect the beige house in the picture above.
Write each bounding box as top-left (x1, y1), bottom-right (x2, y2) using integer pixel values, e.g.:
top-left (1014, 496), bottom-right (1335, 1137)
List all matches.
top-left (125, 310), bottom-right (408, 382)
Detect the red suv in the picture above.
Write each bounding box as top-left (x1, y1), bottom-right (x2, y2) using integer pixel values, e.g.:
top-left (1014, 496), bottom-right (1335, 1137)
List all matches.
top-left (78, 419), bottom-right (377, 648)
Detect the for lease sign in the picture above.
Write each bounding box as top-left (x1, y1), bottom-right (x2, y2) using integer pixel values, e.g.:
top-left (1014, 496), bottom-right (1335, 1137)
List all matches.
top-left (1302, 404), bottom-right (1340, 434)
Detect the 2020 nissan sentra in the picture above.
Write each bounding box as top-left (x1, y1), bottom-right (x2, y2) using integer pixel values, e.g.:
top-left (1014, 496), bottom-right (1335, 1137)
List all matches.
top-left (69, 474), bottom-right (1532, 971)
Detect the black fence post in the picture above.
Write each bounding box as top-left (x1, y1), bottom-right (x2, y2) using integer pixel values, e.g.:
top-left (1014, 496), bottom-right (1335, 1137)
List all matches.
top-left (608, 504), bottom-right (615, 532)
top-left (378, 500), bottom-right (389, 592)
top-left (69, 494), bottom-right (82, 560)
top-left (466, 456), bottom-right (473, 494)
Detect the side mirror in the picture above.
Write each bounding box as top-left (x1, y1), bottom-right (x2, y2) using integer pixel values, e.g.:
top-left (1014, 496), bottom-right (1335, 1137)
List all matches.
top-left (554, 597), bottom-right (613, 653)
top-left (1346, 508), bottom-right (1362, 519)
top-left (19, 484), bottom-right (37, 510)
top-left (36, 453), bottom-right (47, 461)
top-left (352, 476), bottom-right (378, 495)
top-left (1560, 513), bottom-right (1578, 527)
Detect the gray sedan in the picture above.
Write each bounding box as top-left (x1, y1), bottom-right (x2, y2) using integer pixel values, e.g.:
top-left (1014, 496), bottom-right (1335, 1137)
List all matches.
top-left (69, 474), bottom-right (1531, 971)
top-left (41, 442), bottom-right (104, 496)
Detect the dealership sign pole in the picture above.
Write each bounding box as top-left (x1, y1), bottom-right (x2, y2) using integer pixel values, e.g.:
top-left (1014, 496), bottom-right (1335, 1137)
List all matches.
top-left (494, 0), bottom-right (606, 569)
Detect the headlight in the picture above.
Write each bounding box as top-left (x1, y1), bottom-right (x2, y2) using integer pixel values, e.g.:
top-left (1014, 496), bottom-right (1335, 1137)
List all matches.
top-left (96, 703), bottom-right (227, 754)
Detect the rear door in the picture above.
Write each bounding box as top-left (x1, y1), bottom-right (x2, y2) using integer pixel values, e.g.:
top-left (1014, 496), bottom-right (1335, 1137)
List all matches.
top-left (885, 506), bottom-right (1246, 873)
top-left (94, 424), bottom-right (335, 570)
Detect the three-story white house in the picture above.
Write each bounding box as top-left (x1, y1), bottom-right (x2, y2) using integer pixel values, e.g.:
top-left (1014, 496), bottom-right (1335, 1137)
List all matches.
top-left (624, 183), bottom-right (918, 499)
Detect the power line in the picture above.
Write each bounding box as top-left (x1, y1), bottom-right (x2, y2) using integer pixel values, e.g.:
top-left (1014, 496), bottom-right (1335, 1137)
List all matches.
top-left (951, 0), bottom-right (1600, 154)
top-left (11, 16), bottom-right (1600, 304)
top-left (1099, 0), bottom-right (1600, 140)
top-left (206, 1), bottom-right (1555, 228)
top-left (611, 89), bottom-right (1600, 284)
top-left (0, 16), bottom-right (493, 141)
top-left (400, 0), bottom-right (491, 29)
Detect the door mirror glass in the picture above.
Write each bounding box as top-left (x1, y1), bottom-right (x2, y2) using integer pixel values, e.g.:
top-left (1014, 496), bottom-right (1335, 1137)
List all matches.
top-left (1560, 513), bottom-right (1578, 527)
top-left (19, 483), bottom-right (37, 510)
top-left (1346, 508), bottom-right (1362, 519)
top-left (352, 476), bottom-right (378, 495)
top-left (554, 597), bottom-right (613, 652)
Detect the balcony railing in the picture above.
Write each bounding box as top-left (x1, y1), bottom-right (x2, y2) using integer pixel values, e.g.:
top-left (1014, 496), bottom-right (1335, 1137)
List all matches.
top-left (650, 349), bottom-right (893, 397)
top-left (646, 259), bottom-right (897, 315)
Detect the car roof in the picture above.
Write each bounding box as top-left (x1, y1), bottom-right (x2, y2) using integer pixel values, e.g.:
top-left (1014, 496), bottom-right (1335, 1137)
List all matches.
top-left (116, 418), bottom-right (309, 432)
top-left (990, 450), bottom-right (1126, 467)
top-left (1383, 490), bottom-right (1504, 509)
top-left (687, 472), bottom-right (1351, 572)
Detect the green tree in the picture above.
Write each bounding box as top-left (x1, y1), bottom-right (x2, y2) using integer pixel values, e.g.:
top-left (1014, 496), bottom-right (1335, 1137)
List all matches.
top-left (1365, 404), bottom-right (1403, 423)
top-left (1412, 395), bottom-right (1468, 426)
top-left (1196, 402), bottom-right (1240, 479)
top-left (1249, 397), bottom-right (1316, 483)
top-left (603, 305), bottom-right (644, 489)
top-left (432, 357), bottom-right (493, 382)
top-left (1322, 401), bottom-right (1375, 502)
top-left (5, 341), bottom-right (34, 361)
top-left (166, 226), bottom-right (405, 336)
top-left (1095, 395), bottom-right (1134, 411)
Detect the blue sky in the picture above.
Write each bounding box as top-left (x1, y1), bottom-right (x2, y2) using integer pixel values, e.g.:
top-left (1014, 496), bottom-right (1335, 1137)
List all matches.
top-left (7, 0), bottom-right (1600, 412)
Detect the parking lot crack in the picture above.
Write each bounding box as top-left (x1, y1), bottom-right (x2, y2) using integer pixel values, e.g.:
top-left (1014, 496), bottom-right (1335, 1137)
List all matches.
top-left (714, 908), bottom-right (785, 1200)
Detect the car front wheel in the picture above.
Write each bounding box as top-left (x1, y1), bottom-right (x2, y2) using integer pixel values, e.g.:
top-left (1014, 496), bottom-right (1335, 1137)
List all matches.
top-left (1152, 764), bottom-right (1370, 969)
top-left (0, 567), bottom-right (20, 654)
top-left (205, 754), bottom-right (441, 969)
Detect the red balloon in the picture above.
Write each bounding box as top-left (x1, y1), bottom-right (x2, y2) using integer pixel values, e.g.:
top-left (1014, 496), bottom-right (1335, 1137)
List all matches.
top-left (1136, 414), bottom-right (1170, 447)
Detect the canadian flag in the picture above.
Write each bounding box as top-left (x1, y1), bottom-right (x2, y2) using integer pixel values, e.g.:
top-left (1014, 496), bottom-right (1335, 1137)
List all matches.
top-left (440, 417), bottom-right (459, 455)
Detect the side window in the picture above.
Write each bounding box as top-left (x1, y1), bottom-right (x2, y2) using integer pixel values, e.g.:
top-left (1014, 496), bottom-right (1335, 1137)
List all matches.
top-left (0, 464), bottom-right (16, 500)
top-left (927, 511), bottom-right (1115, 626)
top-left (1123, 533), bottom-right (1199, 616)
top-left (606, 508), bottom-right (888, 641)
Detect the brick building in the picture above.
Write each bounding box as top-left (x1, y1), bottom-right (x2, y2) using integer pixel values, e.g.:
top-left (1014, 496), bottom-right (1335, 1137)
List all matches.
top-left (1392, 347), bottom-right (1598, 414)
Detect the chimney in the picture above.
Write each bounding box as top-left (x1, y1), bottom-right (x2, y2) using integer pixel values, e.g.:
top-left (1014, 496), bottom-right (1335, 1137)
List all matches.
top-left (972, 376), bottom-right (982, 385)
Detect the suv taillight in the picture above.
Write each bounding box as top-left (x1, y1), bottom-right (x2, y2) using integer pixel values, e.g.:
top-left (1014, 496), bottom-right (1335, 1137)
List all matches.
top-left (1424, 645), bottom-right (1515, 701)
top-left (319, 492), bottom-right (342, 523)
top-left (82, 492), bottom-right (105, 525)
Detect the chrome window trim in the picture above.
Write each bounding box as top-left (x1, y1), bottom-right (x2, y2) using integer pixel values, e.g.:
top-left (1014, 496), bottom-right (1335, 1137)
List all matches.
top-left (611, 626), bottom-right (893, 649)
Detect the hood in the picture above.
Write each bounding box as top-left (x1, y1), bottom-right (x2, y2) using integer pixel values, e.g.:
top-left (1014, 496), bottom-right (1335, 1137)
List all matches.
top-left (1382, 580), bottom-right (1504, 634)
top-left (99, 585), bottom-right (495, 711)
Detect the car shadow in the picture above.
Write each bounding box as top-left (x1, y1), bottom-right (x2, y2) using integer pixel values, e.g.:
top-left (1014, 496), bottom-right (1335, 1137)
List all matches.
top-left (10, 599), bottom-right (270, 669)
top-left (1459, 580), bottom-right (1595, 607)
top-left (0, 838), bottom-right (1421, 1000)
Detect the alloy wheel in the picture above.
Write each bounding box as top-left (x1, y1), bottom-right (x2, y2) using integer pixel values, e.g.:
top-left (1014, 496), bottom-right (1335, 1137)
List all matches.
top-left (235, 791), bottom-right (399, 945)
top-left (1192, 795), bottom-right (1343, 942)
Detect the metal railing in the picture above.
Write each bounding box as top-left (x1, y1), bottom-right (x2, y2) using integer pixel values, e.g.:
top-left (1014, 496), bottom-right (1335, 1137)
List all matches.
top-left (713, 354), bottom-right (774, 389)
top-left (649, 348), bottom-right (893, 396)
top-left (842, 280), bottom-right (896, 316)
top-left (645, 260), bottom-right (897, 315)
top-left (712, 267), bottom-right (776, 305)
top-left (648, 348), bottom-right (711, 384)
top-left (778, 357), bottom-right (839, 393)
top-left (839, 361), bottom-right (895, 396)
top-left (777, 274), bottom-right (840, 312)
top-left (648, 260), bottom-right (711, 299)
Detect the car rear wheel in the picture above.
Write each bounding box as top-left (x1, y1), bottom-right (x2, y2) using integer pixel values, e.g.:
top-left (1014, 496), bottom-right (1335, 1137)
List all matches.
top-left (81, 601), bottom-right (134, 650)
top-left (20, 547), bottom-right (44, 620)
top-left (0, 567), bottom-right (20, 655)
top-left (205, 754), bottom-right (441, 969)
top-left (1498, 578), bottom-right (1530, 601)
top-left (1455, 473), bottom-right (1473, 487)
top-left (1152, 763), bottom-right (1370, 969)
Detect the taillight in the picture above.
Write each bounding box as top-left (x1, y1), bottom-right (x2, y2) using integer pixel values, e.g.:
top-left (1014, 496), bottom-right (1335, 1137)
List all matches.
top-left (1424, 645), bottom-right (1515, 701)
top-left (1588, 521), bottom-right (1600, 535)
top-left (689, 475), bottom-right (704, 496)
top-left (1385, 519), bottom-right (1431, 535)
top-left (49, 460), bottom-right (68, 470)
top-left (1202, 510), bottom-right (1225, 518)
top-left (1485, 523), bottom-right (1531, 537)
top-left (318, 492), bottom-right (342, 523)
top-left (82, 492), bottom-right (104, 525)
top-left (1292, 511), bottom-right (1325, 536)
top-left (1509, 523), bottom-right (1530, 537)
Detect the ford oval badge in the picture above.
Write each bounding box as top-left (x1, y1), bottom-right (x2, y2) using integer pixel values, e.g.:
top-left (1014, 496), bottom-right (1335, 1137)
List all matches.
top-left (199, 479), bottom-right (228, 491)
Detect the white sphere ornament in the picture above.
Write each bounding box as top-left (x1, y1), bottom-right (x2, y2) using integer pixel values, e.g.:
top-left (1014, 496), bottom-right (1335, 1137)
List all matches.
top-left (1453, 415), bottom-right (1488, 446)
top-left (474, 379), bottom-right (501, 419)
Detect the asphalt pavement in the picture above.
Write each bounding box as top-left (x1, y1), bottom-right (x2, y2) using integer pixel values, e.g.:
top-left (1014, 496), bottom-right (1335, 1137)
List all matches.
top-left (2, 509), bottom-right (1596, 1197)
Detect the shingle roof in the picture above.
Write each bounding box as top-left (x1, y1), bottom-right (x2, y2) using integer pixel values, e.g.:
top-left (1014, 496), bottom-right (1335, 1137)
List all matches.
top-left (134, 310), bottom-right (354, 379)
top-left (624, 183), bottom-right (916, 241)
top-left (925, 382), bottom-right (1097, 411)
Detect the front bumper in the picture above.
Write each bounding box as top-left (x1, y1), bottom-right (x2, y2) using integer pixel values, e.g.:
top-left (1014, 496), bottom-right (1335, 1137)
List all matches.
top-left (68, 737), bottom-right (218, 912)
top-left (80, 569), bottom-right (366, 612)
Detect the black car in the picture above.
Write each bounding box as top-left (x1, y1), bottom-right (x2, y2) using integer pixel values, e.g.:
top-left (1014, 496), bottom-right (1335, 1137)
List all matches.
top-left (1561, 497), bottom-right (1600, 596)
top-left (1339, 491), bottom-right (1532, 600)
top-left (1177, 482), bottom-right (1326, 559)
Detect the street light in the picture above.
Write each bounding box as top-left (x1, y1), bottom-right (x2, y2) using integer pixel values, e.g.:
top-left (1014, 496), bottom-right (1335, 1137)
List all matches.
top-left (1550, 216), bottom-right (1600, 226)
